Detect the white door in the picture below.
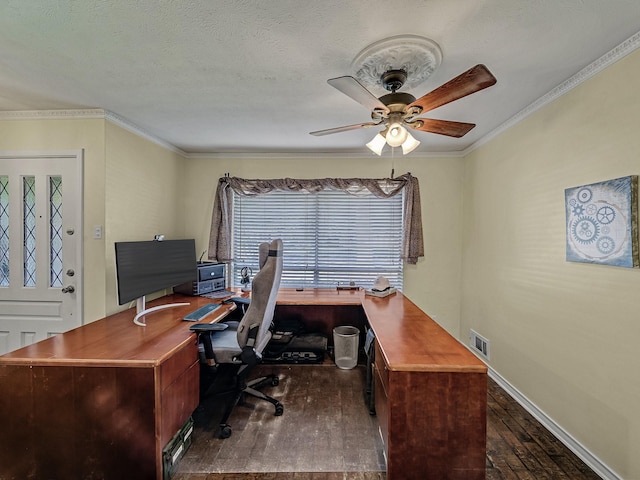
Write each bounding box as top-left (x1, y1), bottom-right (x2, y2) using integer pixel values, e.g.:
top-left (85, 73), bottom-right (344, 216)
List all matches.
top-left (0, 151), bottom-right (83, 355)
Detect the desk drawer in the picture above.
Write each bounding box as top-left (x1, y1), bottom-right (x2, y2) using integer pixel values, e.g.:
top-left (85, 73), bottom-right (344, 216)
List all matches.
top-left (160, 360), bottom-right (199, 448)
top-left (374, 362), bottom-right (389, 456)
top-left (160, 340), bottom-right (198, 390)
top-left (374, 340), bottom-right (389, 394)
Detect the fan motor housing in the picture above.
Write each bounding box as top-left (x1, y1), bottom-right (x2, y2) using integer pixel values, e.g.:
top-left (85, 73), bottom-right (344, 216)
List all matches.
top-left (379, 92), bottom-right (416, 108)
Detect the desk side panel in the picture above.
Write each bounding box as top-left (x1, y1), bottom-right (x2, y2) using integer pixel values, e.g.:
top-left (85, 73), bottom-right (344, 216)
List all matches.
top-left (0, 364), bottom-right (157, 480)
top-left (0, 365), bottom-right (36, 478)
top-left (387, 370), bottom-right (487, 480)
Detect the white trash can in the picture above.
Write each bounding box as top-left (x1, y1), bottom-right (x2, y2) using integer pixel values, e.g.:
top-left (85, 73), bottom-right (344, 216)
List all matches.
top-left (333, 326), bottom-right (360, 370)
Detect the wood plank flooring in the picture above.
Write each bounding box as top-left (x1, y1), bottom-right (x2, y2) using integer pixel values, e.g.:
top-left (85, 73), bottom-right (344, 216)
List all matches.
top-left (486, 380), bottom-right (601, 480)
top-left (175, 364), bottom-right (601, 480)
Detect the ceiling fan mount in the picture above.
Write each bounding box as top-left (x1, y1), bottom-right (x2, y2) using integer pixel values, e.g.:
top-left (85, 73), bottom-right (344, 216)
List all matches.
top-left (351, 35), bottom-right (443, 91)
top-left (381, 69), bottom-right (408, 93)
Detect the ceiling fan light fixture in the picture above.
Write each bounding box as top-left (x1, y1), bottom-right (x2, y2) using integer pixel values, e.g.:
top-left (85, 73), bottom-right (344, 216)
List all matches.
top-left (386, 123), bottom-right (408, 147)
top-left (401, 131), bottom-right (420, 155)
top-left (366, 132), bottom-right (387, 156)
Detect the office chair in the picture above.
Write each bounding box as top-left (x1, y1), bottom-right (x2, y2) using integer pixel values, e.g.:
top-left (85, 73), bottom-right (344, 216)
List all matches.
top-left (192, 239), bottom-right (284, 439)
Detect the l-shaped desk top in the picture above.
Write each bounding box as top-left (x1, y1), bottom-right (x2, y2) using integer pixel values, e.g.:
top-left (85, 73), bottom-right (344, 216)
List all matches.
top-left (0, 288), bottom-right (486, 375)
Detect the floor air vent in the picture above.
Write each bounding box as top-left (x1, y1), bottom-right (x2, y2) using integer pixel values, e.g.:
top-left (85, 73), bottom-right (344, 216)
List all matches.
top-left (470, 329), bottom-right (489, 360)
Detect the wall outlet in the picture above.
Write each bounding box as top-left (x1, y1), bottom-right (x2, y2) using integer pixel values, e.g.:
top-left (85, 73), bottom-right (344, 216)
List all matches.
top-left (470, 329), bottom-right (490, 360)
top-left (93, 225), bottom-right (102, 239)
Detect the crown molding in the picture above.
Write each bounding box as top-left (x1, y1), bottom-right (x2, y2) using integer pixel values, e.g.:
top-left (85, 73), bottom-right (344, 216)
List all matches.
top-left (463, 29), bottom-right (640, 156)
top-left (184, 149), bottom-right (463, 159)
top-left (0, 108), bottom-right (188, 157)
top-left (0, 108), bottom-right (106, 120)
top-left (102, 111), bottom-right (188, 156)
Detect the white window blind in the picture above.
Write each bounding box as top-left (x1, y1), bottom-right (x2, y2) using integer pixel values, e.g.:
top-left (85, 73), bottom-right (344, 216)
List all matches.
top-left (231, 189), bottom-right (403, 290)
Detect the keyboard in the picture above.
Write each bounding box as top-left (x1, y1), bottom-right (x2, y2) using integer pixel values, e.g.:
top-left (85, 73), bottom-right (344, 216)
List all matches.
top-left (183, 303), bottom-right (220, 321)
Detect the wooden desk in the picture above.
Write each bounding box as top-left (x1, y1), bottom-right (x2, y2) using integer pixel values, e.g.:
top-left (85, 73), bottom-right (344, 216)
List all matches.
top-left (0, 295), bottom-right (235, 480)
top-left (276, 288), bottom-right (488, 480)
top-left (0, 289), bottom-right (486, 480)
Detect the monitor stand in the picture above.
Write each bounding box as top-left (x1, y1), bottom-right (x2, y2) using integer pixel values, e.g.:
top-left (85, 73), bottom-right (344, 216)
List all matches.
top-left (133, 296), bottom-right (189, 326)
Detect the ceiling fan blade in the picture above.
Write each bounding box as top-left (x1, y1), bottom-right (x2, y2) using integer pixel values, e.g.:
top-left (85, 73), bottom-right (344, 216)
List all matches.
top-left (310, 121), bottom-right (381, 136)
top-left (407, 118), bottom-right (476, 138)
top-left (327, 76), bottom-right (390, 114)
top-left (407, 64), bottom-right (496, 114)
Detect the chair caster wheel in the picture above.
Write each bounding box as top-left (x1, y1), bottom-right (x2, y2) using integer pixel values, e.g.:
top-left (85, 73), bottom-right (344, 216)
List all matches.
top-left (218, 424), bottom-right (232, 439)
top-left (271, 377), bottom-right (279, 386)
top-left (274, 403), bottom-right (284, 416)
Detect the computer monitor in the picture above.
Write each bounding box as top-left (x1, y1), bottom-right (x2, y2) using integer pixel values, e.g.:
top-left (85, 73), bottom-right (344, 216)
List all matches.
top-left (115, 239), bottom-right (196, 325)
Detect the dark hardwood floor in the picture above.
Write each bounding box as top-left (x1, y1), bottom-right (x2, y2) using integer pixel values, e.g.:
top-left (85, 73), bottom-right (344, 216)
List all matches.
top-left (175, 364), bottom-right (601, 480)
top-left (486, 380), bottom-right (601, 480)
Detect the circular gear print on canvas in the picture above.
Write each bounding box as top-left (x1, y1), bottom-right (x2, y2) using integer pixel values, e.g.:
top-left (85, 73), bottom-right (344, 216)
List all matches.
top-left (596, 236), bottom-right (615, 255)
top-left (576, 188), bottom-right (593, 203)
top-left (596, 206), bottom-right (616, 224)
top-left (571, 204), bottom-right (584, 215)
top-left (571, 216), bottom-right (599, 244)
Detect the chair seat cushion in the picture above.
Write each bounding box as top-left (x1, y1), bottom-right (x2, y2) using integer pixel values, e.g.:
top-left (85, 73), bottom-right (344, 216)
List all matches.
top-left (207, 329), bottom-right (242, 363)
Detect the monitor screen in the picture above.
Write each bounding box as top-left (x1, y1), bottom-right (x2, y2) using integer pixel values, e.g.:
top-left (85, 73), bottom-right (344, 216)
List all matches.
top-left (115, 239), bottom-right (197, 305)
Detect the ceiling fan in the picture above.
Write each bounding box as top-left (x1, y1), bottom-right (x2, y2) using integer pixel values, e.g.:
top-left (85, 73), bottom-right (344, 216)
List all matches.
top-left (310, 64), bottom-right (497, 155)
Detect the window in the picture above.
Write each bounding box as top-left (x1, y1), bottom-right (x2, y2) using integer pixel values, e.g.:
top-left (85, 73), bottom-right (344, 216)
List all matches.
top-left (231, 189), bottom-right (403, 290)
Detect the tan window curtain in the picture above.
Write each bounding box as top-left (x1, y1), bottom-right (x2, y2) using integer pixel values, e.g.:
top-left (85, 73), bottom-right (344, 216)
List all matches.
top-left (208, 173), bottom-right (424, 264)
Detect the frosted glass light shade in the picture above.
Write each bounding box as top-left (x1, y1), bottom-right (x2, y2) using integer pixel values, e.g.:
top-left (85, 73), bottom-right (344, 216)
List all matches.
top-left (366, 133), bottom-right (387, 155)
top-left (401, 131), bottom-right (420, 154)
top-left (386, 123), bottom-right (408, 147)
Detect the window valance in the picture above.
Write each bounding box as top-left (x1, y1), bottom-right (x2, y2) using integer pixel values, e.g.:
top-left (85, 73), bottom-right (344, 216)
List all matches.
top-left (208, 173), bottom-right (424, 264)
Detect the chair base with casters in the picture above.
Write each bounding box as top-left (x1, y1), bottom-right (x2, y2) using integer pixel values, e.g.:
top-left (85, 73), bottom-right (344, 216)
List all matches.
top-left (216, 370), bottom-right (283, 439)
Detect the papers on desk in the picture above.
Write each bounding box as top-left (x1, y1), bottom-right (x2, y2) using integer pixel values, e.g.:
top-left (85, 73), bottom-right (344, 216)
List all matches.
top-left (364, 287), bottom-right (397, 298)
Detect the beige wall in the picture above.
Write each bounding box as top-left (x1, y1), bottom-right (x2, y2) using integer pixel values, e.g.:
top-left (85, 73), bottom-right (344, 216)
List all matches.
top-left (181, 155), bottom-right (465, 336)
top-left (104, 122), bottom-right (186, 315)
top-left (0, 117), bottom-right (107, 321)
top-left (462, 49), bottom-right (640, 478)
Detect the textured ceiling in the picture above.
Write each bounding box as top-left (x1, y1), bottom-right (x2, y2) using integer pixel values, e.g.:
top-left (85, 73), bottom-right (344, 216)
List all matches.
top-left (1, 1), bottom-right (639, 156)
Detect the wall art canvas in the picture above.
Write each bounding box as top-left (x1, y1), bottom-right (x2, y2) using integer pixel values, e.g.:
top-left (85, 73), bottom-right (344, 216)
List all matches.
top-left (565, 176), bottom-right (638, 267)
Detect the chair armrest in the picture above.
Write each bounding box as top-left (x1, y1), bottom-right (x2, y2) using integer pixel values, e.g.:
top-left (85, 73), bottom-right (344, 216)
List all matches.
top-left (189, 323), bottom-right (229, 332)
top-left (222, 297), bottom-right (251, 320)
top-left (223, 297), bottom-right (250, 306)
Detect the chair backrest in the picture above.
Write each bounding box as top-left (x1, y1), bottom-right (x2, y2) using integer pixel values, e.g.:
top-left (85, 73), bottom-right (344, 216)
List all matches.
top-left (236, 239), bottom-right (283, 353)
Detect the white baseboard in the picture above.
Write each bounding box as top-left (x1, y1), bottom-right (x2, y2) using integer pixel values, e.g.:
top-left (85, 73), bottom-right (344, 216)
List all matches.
top-left (488, 367), bottom-right (622, 480)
